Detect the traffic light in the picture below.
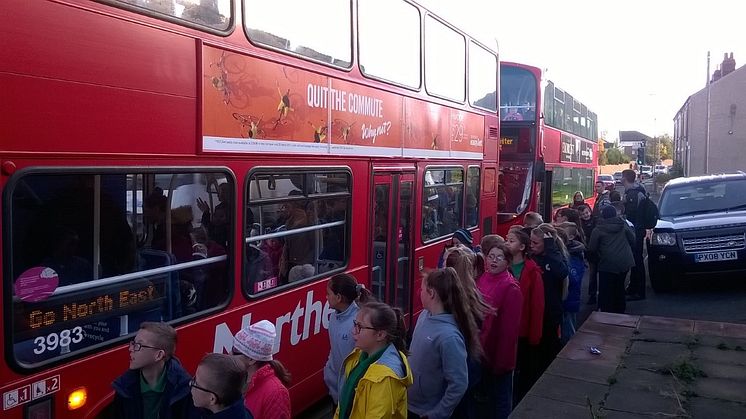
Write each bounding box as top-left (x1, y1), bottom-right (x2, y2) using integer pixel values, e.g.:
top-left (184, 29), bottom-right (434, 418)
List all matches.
top-left (637, 147), bottom-right (645, 165)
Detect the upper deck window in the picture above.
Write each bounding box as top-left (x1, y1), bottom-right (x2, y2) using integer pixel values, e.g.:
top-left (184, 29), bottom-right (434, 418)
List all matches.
top-left (244, 0), bottom-right (352, 68)
top-left (500, 66), bottom-right (537, 122)
top-left (358, 0), bottom-right (420, 88)
top-left (425, 16), bottom-right (466, 102)
top-left (112, 0), bottom-right (232, 31)
top-left (469, 43), bottom-right (497, 112)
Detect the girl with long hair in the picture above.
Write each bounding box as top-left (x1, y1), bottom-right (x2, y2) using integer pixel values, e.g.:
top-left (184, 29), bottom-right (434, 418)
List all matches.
top-left (335, 302), bottom-right (412, 419)
top-left (324, 273), bottom-right (373, 403)
top-left (408, 267), bottom-right (482, 419)
top-left (444, 246), bottom-right (492, 325)
top-left (529, 223), bottom-right (569, 379)
top-left (476, 243), bottom-right (523, 419)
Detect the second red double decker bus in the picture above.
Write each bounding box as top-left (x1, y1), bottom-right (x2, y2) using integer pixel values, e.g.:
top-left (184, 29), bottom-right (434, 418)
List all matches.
top-left (497, 62), bottom-right (599, 234)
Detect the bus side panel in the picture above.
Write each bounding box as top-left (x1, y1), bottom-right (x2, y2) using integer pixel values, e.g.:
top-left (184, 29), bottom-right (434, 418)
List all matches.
top-left (0, 1), bottom-right (198, 155)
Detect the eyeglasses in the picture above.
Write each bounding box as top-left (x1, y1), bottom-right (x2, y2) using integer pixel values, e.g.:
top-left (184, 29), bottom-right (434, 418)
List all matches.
top-left (486, 254), bottom-right (506, 261)
top-left (129, 340), bottom-right (163, 352)
top-left (353, 320), bottom-right (377, 333)
top-left (189, 378), bottom-right (221, 403)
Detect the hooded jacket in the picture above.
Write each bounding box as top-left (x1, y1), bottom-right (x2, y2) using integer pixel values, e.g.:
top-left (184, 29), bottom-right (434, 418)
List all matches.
top-left (243, 364), bottom-right (291, 419)
top-left (588, 217), bottom-right (636, 274)
top-left (476, 270), bottom-right (523, 375)
top-left (111, 357), bottom-right (199, 419)
top-left (407, 310), bottom-right (468, 419)
top-left (563, 240), bottom-right (586, 313)
top-left (334, 344), bottom-right (413, 419)
top-left (514, 258), bottom-right (545, 345)
top-left (324, 302), bottom-right (359, 403)
top-left (533, 238), bottom-right (569, 328)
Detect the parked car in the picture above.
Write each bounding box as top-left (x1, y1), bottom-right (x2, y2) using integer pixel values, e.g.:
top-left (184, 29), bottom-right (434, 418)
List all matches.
top-left (654, 165), bottom-right (668, 175)
top-left (597, 174), bottom-right (615, 191)
top-left (647, 173), bottom-right (746, 292)
top-left (613, 171), bottom-right (623, 185)
top-left (640, 165), bottom-right (653, 179)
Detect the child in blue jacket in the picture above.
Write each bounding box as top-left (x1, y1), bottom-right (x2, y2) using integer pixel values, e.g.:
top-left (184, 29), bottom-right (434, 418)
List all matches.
top-left (556, 222), bottom-right (585, 345)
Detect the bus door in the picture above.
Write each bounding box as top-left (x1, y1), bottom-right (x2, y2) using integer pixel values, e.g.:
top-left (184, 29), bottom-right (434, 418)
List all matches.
top-left (370, 172), bottom-right (414, 317)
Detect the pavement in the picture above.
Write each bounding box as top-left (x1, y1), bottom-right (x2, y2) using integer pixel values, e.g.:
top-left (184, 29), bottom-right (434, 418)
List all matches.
top-left (511, 311), bottom-right (746, 418)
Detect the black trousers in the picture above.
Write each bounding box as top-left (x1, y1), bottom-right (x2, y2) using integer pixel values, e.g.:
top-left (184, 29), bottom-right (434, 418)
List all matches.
top-left (599, 271), bottom-right (627, 313)
top-left (587, 260), bottom-right (598, 298)
top-left (628, 229), bottom-right (646, 297)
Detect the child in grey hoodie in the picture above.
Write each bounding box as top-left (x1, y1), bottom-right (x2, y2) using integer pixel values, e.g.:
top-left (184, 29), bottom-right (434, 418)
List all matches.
top-left (407, 268), bottom-right (483, 419)
top-left (324, 274), bottom-right (372, 403)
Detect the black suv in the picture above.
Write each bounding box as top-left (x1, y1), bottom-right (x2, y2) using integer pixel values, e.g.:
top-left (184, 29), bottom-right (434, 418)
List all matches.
top-left (648, 173), bottom-right (746, 291)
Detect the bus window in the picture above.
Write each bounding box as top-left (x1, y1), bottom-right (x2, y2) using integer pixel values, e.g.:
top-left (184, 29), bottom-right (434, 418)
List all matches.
top-left (7, 170), bottom-right (232, 367)
top-left (358, 0), bottom-right (420, 88)
top-left (498, 162), bottom-right (533, 215)
top-left (245, 170), bottom-right (350, 295)
top-left (422, 168), bottom-right (464, 242)
top-left (425, 16), bottom-right (466, 102)
top-left (469, 43), bottom-right (497, 112)
top-left (111, 0), bottom-right (232, 31)
top-left (551, 167), bottom-right (595, 208)
top-left (245, 0), bottom-right (352, 68)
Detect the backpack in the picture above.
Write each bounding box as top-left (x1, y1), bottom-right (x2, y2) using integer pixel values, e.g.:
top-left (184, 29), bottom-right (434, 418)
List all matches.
top-left (625, 187), bottom-right (659, 229)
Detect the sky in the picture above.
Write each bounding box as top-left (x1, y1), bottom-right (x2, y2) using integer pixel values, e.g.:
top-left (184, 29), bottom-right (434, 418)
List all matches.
top-left (419, 0), bottom-right (746, 141)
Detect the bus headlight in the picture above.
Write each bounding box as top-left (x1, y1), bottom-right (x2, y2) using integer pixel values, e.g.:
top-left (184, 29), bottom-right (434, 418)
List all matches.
top-left (67, 387), bottom-right (87, 410)
top-left (652, 232), bottom-right (676, 246)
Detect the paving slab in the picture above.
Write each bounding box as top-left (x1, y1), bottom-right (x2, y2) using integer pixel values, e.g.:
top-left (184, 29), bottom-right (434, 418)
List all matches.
top-left (604, 386), bottom-right (685, 416)
top-left (510, 395), bottom-right (591, 419)
top-left (630, 328), bottom-right (699, 345)
top-left (692, 346), bottom-right (746, 366)
top-left (587, 311), bottom-right (640, 328)
top-left (694, 320), bottom-right (746, 338)
top-left (697, 361), bottom-right (746, 381)
top-left (689, 397), bottom-right (746, 419)
top-left (612, 367), bottom-right (684, 393)
top-left (600, 409), bottom-right (662, 419)
top-left (544, 358), bottom-right (618, 385)
top-left (694, 334), bottom-right (746, 349)
top-left (639, 316), bottom-right (695, 333)
top-left (558, 331), bottom-right (628, 362)
top-left (694, 377), bottom-right (746, 403)
top-left (526, 373), bottom-right (608, 407)
top-left (628, 341), bottom-right (690, 359)
top-left (578, 319), bottom-right (638, 338)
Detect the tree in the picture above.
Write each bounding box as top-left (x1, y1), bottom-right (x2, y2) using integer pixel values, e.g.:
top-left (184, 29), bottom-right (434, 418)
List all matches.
top-left (646, 134), bottom-right (673, 162)
top-left (605, 147), bottom-right (628, 165)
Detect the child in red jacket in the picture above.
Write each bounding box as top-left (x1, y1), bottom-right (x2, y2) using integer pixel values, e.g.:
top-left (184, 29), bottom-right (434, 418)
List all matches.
top-left (505, 227), bottom-right (545, 405)
top-left (476, 242), bottom-right (523, 419)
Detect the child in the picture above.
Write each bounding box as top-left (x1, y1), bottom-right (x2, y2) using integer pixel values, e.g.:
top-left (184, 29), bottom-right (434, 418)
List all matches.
top-left (476, 244), bottom-right (523, 419)
top-left (577, 204), bottom-right (599, 305)
top-left (335, 302), bottom-right (412, 419)
top-left (556, 222), bottom-right (586, 345)
top-left (529, 224), bottom-right (569, 378)
top-left (191, 353), bottom-right (251, 418)
top-left (408, 268), bottom-right (482, 419)
top-left (588, 206), bottom-right (635, 314)
top-left (475, 234), bottom-right (505, 278)
top-left (437, 228), bottom-right (475, 268)
top-left (233, 321), bottom-right (292, 419)
top-left (504, 229), bottom-right (544, 405)
top-left (324, 274), bottom-right (372, 404)
top-left (524, 212), bottom-right (543, 229)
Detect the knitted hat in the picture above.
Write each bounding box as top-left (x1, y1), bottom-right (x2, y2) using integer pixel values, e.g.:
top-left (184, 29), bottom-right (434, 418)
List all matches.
top-left (601, 205), bottom-right (618, 219)
top-left (453, 228), bottom-right (473, 246)
top-left (233, 320), bottom-right (276, 361)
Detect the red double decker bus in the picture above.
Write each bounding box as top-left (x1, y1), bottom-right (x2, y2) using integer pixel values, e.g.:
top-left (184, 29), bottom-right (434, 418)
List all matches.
top-left (0, 1), bottom-right (500, 417)
top-left (496, 62), bottom-right (599, 234)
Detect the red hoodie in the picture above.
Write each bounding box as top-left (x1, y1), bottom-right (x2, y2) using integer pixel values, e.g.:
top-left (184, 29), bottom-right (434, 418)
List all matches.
top-left (243, 364), bottom-right (291, 419)
top-left (476, 270), bottom-right (523, 375)
top-left (514, 258), bottom-right (545, 345)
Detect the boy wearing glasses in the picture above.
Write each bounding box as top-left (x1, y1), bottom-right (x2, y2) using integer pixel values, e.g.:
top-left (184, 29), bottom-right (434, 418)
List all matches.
top-left (191, 353), bottom-right (252, 418)
top-left (111, 322), bottom-right (199, 419)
